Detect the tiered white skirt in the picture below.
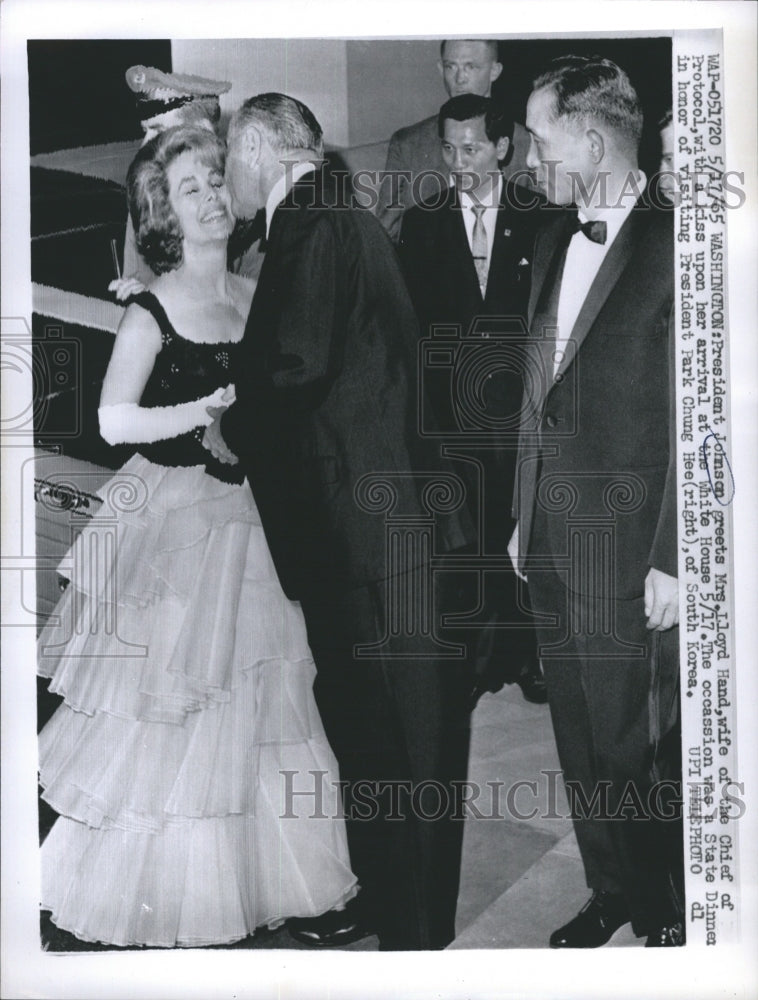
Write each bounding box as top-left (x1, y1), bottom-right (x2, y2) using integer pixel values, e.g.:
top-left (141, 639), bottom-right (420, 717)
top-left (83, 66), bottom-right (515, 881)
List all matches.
top-left (37, 455), bottom-right (356, 947)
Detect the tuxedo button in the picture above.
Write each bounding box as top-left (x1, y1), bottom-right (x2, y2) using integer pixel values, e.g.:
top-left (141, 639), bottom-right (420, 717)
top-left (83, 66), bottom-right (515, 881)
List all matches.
top-left (545, 414), bottom-right (558, 428)
top-left (554, 373), bottom-right (564, 383)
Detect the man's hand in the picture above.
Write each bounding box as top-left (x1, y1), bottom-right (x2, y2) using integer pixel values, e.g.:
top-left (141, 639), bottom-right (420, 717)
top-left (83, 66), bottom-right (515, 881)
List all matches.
top-left (202, 406), bottom-right (238, 465)
top-left (508, 522), bottom-right (528, 582)
top-left (644, 567), bottom-right (679, 630)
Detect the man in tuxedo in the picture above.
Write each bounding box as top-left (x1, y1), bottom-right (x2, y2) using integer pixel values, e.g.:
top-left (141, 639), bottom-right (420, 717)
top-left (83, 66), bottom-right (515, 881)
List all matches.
top-left (376, 39), bottom-right (531, 242)
top-left (398, 94), bottom-right (546, 705)
top-left (509, 56), bottom-right (683, 947)
top-left (205, 93), bottom-right (476, 950)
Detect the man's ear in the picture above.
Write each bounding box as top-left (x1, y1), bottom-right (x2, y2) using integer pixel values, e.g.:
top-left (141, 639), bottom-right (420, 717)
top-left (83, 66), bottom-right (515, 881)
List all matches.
top-left (437, 58), bottom-right (445, 81)
top-left (496, 135), bottom-right (510, 162)
top-left (586, 128), bottom-right (605, 164)
top-left (241, 124), bottom-right (264, 166)
top-left (490, 61), bottom-right (503, 85)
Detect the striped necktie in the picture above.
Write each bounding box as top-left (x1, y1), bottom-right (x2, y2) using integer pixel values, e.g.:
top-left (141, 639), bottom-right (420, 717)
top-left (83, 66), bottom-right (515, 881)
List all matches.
top-left (471, 204), bottom-right (488, 297)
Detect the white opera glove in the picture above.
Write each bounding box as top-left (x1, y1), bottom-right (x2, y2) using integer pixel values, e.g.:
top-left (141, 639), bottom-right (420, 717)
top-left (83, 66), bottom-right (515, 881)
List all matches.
top-left (98, 384), bottom-right (234, 445)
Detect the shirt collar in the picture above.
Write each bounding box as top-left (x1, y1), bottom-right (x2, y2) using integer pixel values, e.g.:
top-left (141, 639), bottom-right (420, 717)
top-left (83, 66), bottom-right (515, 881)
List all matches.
top-left (460, 173), bottom-right (503, 212)
top-left (265, 161), bottom-right (317, 235)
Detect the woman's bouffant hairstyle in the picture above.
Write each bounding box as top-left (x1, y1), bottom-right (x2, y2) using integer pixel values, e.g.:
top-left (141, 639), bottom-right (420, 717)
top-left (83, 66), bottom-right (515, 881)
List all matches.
top-left (127, 125), bottom-right (226, 275)
top-left (178, 97), bottom-right (222, 129)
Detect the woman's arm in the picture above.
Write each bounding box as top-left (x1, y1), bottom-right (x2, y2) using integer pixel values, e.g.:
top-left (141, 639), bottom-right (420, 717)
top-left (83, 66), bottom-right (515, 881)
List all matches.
top-left (99, 303), bottom-right (230, 445)
top-left (100, 302), bottom-right (162, 407)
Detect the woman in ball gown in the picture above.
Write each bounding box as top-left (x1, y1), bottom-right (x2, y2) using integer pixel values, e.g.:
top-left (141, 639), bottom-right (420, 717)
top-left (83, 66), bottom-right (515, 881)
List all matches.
top-left (37, 125), bottom-right (357, 948)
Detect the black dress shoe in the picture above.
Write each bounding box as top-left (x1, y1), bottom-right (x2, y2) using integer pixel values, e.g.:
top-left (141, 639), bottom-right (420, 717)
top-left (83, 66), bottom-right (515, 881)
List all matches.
top-left (645, 922), bottom-right (685, 947)
top-left (549, 891), bottom-right (630, 948)
top-left (287, 898), bottom-right (374, 947)
top-left (515, 659), bottom-right (548, 704)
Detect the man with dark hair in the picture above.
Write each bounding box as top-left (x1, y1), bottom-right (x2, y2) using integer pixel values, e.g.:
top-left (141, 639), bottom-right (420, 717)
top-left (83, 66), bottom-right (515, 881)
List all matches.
top-left (376, 39), bottom-right (531, 241)
top-left (205, 92), bottom-right (477, 951)
top-left (398, 94), bottom-right (546, 705)
top-left (510, 55), bottom-right (684, 947)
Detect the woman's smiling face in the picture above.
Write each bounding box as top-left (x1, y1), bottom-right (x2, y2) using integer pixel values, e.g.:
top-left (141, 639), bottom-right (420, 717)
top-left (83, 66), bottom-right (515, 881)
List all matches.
top-left (166, 149), bottom-right (233, 248)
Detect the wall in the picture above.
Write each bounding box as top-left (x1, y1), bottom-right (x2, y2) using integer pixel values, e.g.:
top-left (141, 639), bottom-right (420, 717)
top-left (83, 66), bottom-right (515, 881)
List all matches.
top-left (171, 38), bottom-right (350, 147)
top-left (172, 38), bottom-right (443, 150)
top-left (345, 40), bottom-right (442, 147)
top-left (168, 36), bottom-right (670, 161)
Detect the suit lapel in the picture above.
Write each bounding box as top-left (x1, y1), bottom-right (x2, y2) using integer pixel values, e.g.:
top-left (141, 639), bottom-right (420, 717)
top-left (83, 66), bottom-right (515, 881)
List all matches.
top-left (526, 211), bottom-right (574, 413)
top-left (527, 211), bottom-right (571, 328)
top-left (484, 191), bottom-right (514, 304)
top-left (554, 200), bottom-right (647, 380)
top-left (448, 195), bottom-right (483, 304)
top-left (247, 175), bottom-right (318, 346)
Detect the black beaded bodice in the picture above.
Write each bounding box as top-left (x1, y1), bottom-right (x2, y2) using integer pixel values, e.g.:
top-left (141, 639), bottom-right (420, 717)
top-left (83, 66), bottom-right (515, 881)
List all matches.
top-left (131, 291), bottom-right (244, 484)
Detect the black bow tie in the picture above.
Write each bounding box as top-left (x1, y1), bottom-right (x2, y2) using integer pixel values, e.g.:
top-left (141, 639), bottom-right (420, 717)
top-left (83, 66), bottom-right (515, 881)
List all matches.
top-left (250, 208), bottom-right (268, 252)
top-left (568, 215), bottom-right (607, 245)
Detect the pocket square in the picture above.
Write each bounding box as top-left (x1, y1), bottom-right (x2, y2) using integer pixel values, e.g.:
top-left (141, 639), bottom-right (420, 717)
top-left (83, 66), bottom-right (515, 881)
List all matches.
top-left (518, 257), bottom-right (530, 266)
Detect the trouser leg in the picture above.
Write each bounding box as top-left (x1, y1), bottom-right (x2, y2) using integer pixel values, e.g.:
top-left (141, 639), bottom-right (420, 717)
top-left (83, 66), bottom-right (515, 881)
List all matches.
top-left (303, 567), bottom-right (473, 950)
top-left (528, 567), bottom-right (683, 935)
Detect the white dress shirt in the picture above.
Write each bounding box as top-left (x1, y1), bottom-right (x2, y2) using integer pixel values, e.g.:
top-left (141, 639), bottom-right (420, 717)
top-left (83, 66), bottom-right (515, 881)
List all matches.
top-left (459, 175), bottom-right (503, 274)
top-left (265, 161), bottom-right (317, 236)
top-left (553, 171), bottom-right (646, 376)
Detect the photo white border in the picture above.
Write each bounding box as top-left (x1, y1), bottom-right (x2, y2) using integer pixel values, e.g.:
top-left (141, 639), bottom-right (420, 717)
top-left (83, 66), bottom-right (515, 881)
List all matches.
top-left (2, 2), bottom-right (756, 998)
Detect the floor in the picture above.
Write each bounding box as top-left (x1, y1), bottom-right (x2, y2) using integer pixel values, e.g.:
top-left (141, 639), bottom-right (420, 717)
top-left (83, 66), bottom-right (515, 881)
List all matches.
top-left (39, 677), bottom-right (640, 953)
top-left (449, 682), bottom-right (638, 950)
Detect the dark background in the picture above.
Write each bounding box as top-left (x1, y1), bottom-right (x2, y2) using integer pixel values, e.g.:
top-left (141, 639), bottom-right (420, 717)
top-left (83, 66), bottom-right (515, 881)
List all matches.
top-left (493, 37), bottom-right (672, 177)
top-left (28, 39), bottom-right (172, 154)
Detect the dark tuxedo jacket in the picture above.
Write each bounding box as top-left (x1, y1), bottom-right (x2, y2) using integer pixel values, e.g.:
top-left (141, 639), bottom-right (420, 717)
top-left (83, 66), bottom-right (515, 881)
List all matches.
top-left (398, 179), bottom-right (540, 334)
top-left (376, 114), bottom-right (532, 242)
top-left (221, 170), bottom-right (473, 601)
top-left (398, 180), bottom-right (542, 552)
top-left (514, 193), bottom-right (677, 599)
